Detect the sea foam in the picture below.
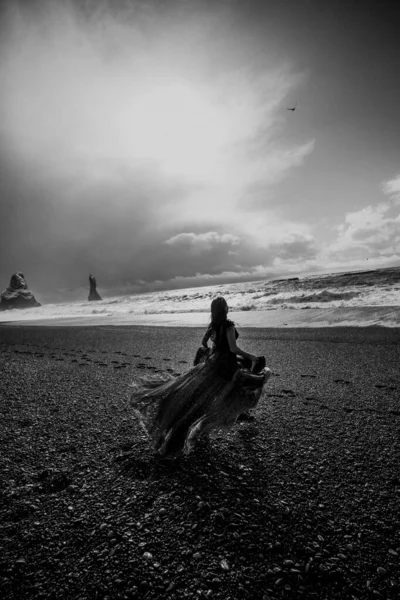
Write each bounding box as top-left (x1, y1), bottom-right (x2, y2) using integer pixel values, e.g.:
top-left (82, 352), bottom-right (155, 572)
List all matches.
top-left (1, 266), bottom-right (399, 327)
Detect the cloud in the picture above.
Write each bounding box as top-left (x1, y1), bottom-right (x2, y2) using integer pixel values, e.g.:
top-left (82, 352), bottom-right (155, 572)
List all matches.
top-left (382, 174), bottom-right (400, 203)
top-left (267, 232), bottom-right (319, 261)
top-left (165, 231), bottom-right (241, 254)
top-left (325, 176), bottom-right (400, 263)
top-left (0, 0), bottom-right (316, 300)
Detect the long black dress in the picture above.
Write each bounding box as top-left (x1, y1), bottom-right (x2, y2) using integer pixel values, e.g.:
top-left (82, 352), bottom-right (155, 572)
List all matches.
top-left (130, 319), bottom-right (270, 456)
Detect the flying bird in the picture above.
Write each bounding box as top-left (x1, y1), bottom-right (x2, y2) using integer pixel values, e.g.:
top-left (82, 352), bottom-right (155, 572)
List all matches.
top-left (287, 102), bottom-right (297, 112)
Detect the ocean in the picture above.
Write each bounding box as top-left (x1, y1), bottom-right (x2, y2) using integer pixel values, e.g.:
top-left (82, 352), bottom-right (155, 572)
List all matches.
top-left (1, 266), bottom-right (400, 328)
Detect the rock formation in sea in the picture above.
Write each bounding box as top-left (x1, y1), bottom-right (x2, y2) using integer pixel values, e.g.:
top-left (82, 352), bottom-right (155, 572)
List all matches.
top-left (0, 271), bottom-right (41, 311)
top-left (88, 273), bottom-right (102, 301)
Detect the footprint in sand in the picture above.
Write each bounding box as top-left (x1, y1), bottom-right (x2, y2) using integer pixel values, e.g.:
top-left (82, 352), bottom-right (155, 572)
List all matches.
top-left (282, 389), bottom-right (296, 396)
top-left (144, 357), bottom-right (151, 360)
top-left (98, 363), bottom-right (108, 367)
top-left (375, 384), bottom-right (397, 392)
top-left (301, 374), bottom-right (316, 379)
top-left (132, 354), bottom-right (141, 358)
top-left (178, 360), bottom-right (188, 364)
top-left (163, 358), bottom-right (172, 361)
top-left (111, 360), bottom-right (120, 364)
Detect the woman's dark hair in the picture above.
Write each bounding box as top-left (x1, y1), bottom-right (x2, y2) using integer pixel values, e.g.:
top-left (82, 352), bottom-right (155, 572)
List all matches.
top-left (210, 297), bottom-right (234, 348)
top-left (211, 297), bottom-right (228, 325)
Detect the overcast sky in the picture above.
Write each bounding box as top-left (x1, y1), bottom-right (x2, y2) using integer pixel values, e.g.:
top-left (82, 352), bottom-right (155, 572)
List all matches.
top-left (1, 0), bottom-right (399, 303)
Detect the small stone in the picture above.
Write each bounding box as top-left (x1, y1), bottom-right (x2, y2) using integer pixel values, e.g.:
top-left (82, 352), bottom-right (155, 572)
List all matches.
top-left (143, 552), bottom-right (153, 560)
top-left (388, 549), bottom-right (398, 556)
top-left (220, 559), bottom-right (229, 571)
top-left (210, 578), bottom-right (221, 589)
top-left (193, 553), bottom-right (201, 560)
top-left (377, 567), bottom-right (386, 577)
top-left (283, 559), bottom-right (295, 568)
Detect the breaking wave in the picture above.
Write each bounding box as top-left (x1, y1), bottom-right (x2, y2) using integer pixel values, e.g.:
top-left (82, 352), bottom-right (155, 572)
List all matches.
top-left (1, 266), bottom-right (399, 326)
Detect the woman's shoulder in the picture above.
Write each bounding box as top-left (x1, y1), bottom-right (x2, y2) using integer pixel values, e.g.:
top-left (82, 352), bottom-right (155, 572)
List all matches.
top-left (225, 319), bottom-right (236, 329)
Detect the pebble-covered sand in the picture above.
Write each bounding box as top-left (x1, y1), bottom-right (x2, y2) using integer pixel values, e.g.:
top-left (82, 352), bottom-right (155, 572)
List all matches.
top-left (0, 324), bottom-right (399, 599)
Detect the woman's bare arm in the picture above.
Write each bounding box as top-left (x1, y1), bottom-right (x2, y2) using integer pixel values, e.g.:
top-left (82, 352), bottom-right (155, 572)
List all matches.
top-left (226, 326), bottom-right (257, 362)
top-left (201, 325), bottom-right (213, 348)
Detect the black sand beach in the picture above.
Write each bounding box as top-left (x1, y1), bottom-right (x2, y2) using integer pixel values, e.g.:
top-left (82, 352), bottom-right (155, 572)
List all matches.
top-left (1, 324), bottom-right (399, 599)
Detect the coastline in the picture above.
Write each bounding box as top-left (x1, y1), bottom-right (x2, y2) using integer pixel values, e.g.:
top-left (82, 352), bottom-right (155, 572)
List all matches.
top-left (1, 323), bottom-right (399, 598)
top-left (1, 305), bottom-right (400, 328)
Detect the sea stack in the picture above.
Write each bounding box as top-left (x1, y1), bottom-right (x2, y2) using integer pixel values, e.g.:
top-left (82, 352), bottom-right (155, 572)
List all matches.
top-left (0, 271), bottom-right (41, 311)
top-left (88, 273), bottom-right (102, 301)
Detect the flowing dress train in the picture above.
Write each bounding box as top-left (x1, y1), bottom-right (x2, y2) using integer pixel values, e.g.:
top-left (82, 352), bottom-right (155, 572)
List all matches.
top-left (130, 322), bottom-right (271, 456)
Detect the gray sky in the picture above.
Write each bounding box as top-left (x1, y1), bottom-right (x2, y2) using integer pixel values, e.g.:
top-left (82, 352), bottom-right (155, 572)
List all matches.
top-left (1, 0), bottom-right (399, 303)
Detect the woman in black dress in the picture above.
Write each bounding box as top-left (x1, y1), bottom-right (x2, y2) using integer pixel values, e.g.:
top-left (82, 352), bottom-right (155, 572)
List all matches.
top-left (130, 297), bottom-right (271, 456)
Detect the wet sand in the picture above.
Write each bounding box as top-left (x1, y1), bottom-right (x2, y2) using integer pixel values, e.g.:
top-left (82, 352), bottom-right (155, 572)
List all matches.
top-left (0, 324), bottom-right (399, 599)
top-left (2, 306), bottom-right (400, 328)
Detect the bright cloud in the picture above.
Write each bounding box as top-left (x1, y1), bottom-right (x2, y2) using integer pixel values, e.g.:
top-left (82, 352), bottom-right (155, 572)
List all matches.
top-left (0, 1), bottom-right (311, 189)
top-left (165, 232), bottom-right (241, 255)
top-left (0, 0), bottom-right (318, 299)
top-left (325, 176), bottom-right (400, 263)
top-left (382, 175), bottom-right (400, 203)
